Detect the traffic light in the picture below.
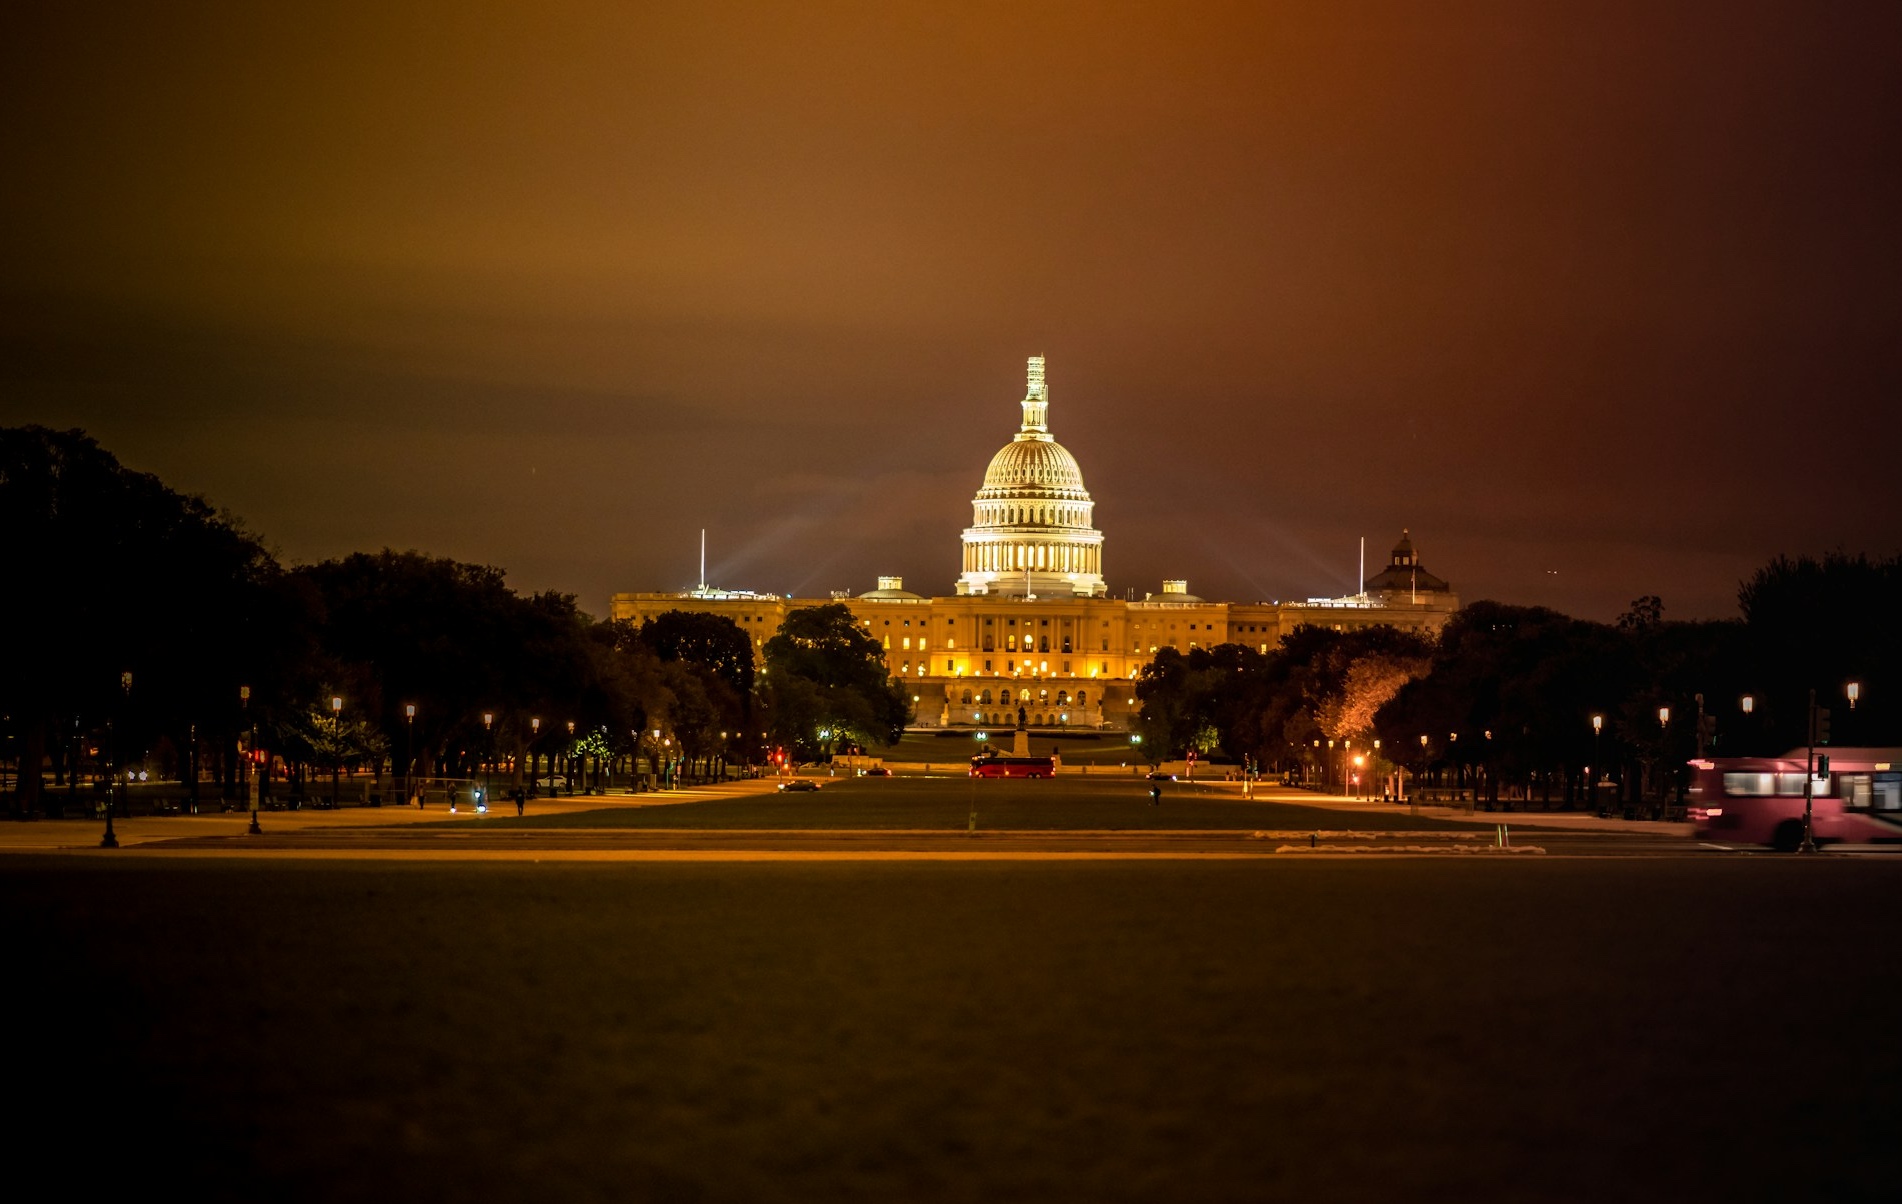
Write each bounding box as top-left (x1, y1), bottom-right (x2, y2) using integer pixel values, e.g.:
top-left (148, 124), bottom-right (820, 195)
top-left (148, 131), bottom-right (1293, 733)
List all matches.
top-left (1817, 754), bottom-right (1830, 776)
top-left (1815, 706), bottom-right (1832, 746)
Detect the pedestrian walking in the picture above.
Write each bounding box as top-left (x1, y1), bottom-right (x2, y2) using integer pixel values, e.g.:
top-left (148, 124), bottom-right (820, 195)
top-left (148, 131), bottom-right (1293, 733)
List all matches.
top-left (1150, 782), bottom-right (1162, 807)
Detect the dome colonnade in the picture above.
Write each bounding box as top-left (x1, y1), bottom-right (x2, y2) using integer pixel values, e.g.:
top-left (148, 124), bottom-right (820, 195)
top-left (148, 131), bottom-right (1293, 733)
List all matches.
top-left (956, 356), bottom-right (1106, 598)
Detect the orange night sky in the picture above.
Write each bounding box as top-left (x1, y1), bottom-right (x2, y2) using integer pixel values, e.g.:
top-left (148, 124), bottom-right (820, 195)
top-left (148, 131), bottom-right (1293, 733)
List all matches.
top-left (4, 1), bottom-right (1899, 618)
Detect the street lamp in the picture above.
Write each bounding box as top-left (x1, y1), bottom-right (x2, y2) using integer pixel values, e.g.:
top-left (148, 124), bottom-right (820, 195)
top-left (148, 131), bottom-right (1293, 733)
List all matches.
top-left (531, 716), bottom-right (541, 796)
top-left (1654, 706), bottom-right (1672, 818)
top-left (103, 672), bottom-right (131, 848)
top-left (242, 685), bottom-right (262, 835)
top-left (1590, 715), bottom-right (1604, 814)
top-left (1846, 681), bottom-right (1861, 710)
top-left (329, 696), bottom-right (344, 809)
top-left (1740, 695), bottom-right (1754, 715)
top-left (481, 712), bottom-right (494, 812)
top-left (404, 704), bottom-right (417, 806)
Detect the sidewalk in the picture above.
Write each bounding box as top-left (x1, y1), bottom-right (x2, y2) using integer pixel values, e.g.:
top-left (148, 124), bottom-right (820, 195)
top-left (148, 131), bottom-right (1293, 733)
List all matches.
top-left (1139, 779), bottom-right (1693, 837)
top-left (0, 777), bottom-right (786, 851)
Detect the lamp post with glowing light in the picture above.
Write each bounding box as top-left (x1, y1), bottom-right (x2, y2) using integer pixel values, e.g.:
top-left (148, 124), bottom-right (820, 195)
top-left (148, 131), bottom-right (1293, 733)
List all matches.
top-left (1845, 681), bottom-right (1861, 710)
top-left (1655, 705), bottom-right (1671, 818)
top-left (329, 696), bottom-right (343, 809)
top-left (404, 704), bottom-right (416, 806)
top-left (529, 716), bottom-right (541, 797)
top-left (243, 685), bottom-right (262, 835)
top-left (1590, 714), bottom-right (1604, 816)
top-left (481, 712), bottom-right (494, 812)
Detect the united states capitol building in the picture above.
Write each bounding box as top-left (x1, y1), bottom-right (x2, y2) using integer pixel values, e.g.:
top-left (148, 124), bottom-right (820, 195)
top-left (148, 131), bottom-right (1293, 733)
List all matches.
top-left (611, 357), bottom-right (1458, 731)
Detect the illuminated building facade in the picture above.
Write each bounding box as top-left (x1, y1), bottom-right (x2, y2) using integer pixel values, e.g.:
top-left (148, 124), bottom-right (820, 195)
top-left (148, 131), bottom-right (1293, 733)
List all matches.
top-left (611, 357), bottom-right (1459, 730)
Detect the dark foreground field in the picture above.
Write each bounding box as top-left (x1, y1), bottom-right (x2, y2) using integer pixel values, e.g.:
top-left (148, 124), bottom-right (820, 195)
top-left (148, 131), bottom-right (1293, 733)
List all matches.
top-left (6, 857), bottom-right (1895, 1202)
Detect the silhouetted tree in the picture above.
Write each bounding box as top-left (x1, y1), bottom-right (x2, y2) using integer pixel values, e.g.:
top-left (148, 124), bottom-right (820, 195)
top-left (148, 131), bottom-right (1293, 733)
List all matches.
top-left (760, 604), bottom-right (908, 759)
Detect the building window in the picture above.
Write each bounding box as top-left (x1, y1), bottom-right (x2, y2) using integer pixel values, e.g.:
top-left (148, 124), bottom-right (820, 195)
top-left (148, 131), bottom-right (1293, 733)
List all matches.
top-left (984, 660), bottom-right (993, 673)
top-left (1001, 689), bottom-right (1013, 704)
top-left (902, 637), bottom-right (911, 649)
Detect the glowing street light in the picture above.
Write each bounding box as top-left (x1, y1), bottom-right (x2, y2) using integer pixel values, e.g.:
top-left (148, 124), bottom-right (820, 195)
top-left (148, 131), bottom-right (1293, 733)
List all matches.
top-left (328, 696), bottom-right (345, 809)
top-left (240, 684), bottom-right (262, 834)
top-left (480, 712), bottom-right (495, 811)
top-left (1846, 681), bottom-right (1861, 710)
top-left (404, 703), bottom-right (417, 808)
top-left (1740, 695), bottom-right (1754, 715)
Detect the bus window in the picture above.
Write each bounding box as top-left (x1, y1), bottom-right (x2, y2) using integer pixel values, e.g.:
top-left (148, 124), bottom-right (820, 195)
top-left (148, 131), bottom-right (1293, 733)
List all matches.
top-left (1723, 773), bottom-right (1773, 797)
top-left (1839, 775), bottom-right (1872, 810)
top-left (1875, 774), bottom-right (1902, 812)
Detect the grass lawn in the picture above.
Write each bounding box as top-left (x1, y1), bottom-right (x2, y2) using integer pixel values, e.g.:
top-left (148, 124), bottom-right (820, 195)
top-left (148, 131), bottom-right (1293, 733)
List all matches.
top-left (6, 856), bottom-right (1896, 1202)
top-left (458, 777), bottom-right (1487, 831)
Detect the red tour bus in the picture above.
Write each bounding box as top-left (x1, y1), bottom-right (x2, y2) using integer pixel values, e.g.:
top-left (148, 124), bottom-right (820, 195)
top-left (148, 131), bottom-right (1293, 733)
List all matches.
top-left (1687, 747), bottom-right (1902, 851)
top-left (970, 754), bottom-right (1056, 779)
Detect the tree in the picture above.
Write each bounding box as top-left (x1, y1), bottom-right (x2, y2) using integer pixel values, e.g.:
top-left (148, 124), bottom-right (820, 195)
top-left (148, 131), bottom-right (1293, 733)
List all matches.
top-left (294, 550), bottom-right (625, 791)
top-left (760, 604), bottom-right (909, 759)
top-left (1, 426), bottom-right (286, 816)
top-left (1738, 552), bottom-right (1902, 750)
top-left (639, 610), bottom-right (755, 696)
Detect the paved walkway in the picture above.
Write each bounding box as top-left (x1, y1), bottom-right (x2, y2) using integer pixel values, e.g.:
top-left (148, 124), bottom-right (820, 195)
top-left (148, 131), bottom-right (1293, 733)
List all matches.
top-left (1108, 779), bottom-right (1694, 837)
top-left (0, 777), bottom-right (786, 850)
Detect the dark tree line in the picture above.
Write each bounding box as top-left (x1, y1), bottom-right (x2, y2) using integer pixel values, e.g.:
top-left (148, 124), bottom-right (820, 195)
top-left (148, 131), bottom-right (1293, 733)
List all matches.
top-left (1134, 554), bottom-right (1898, 808)
top-left (1, 427), bottom-right (907, 814)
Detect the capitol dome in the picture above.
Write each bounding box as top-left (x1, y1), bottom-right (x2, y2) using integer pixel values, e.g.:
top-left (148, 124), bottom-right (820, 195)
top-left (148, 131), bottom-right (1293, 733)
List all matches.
top-left (980, 438), bottom-right (1087, 493)
top-left (956, 357), bottom-right (1107, 598)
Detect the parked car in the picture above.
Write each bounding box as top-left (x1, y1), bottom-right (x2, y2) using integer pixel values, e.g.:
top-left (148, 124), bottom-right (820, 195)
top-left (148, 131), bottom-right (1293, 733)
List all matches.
top-left (778, 779), bottom-right (822, 792)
